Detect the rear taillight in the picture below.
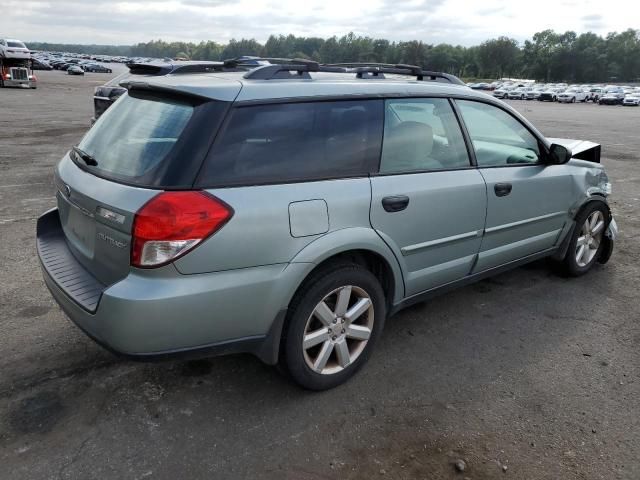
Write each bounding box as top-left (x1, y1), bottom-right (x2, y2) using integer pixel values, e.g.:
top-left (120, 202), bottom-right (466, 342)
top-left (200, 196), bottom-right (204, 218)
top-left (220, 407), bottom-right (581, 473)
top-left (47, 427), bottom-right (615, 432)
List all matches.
top-left (131, 191), bottom-right (233, 268)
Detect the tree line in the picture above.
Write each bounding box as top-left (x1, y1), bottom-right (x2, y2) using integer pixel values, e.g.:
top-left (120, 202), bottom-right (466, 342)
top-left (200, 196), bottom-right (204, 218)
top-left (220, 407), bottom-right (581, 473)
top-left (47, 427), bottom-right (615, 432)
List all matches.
top-left (29, 28), bottom-right (640, 82)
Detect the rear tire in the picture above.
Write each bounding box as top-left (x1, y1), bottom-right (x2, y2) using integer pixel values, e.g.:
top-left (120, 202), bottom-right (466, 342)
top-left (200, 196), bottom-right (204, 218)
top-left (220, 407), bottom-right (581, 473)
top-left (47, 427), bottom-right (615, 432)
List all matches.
top-left (280, 263), bottom-right (386, 390)
top-left (559, 203), bottom-right (609, 277)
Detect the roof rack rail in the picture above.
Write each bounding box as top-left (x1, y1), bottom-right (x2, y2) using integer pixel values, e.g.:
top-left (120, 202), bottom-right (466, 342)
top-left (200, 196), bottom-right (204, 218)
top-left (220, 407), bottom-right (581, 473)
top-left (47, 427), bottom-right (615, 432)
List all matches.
top-left (326, 62), bottom-right (465, 85)
top-left (239, 58), bottom-right (465, 84)
top-left (243, 58), bottom-right (347, 80)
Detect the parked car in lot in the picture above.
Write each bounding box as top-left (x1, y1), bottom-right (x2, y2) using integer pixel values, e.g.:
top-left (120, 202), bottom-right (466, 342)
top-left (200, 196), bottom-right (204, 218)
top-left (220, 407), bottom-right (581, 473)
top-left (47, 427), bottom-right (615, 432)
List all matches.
top-left (37, 60), bottom-right (616, 390)
top-left (525, 87), bottom-right (546, 100)
top-left (83, 63), bottom-right (113, 73)
top-left (31, 58), bottom-right (53, 70)
top-left (469, 82), bottom-right (492, 90)
top-left (538, 87), bottom-right (564, 102)
top-left (67, 65), bottom-right (85, 75)
top-left (599, 89), bottom-right (625, 105)
top-left (507, 87), bottom-right (532, 100)
top-left (557, 88), bottom-right (587, 103)
top-left (623, 93), bottom-right (640, 106)
top-left (492, 86), bottom-right (514, 99)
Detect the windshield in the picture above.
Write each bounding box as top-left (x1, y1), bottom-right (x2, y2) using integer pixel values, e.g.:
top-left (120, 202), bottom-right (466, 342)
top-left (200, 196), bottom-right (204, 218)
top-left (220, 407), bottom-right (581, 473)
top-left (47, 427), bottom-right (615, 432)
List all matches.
top-left (77, 94), bottom-right (193, 179)
top-left (7, 41), bottom-right (27, 48)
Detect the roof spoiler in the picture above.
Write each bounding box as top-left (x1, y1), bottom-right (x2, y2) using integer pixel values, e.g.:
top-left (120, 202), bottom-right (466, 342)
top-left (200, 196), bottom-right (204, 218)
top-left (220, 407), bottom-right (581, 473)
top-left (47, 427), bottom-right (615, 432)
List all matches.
top-left (127, 60), bottom-right (257, 76)
top-left (119, 80), bottom-right (213, 102)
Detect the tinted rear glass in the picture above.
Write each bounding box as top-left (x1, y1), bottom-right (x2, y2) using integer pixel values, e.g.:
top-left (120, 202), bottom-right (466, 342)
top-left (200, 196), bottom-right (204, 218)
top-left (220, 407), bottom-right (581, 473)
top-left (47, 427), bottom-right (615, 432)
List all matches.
top-left (79, 94), bottom-right (192, 178)
top-left (197, 100), bottom-right (383, 187)
top-left (74, 91), bottom-right (227, 188)
top-left (7, 41), bottom-right (27, 48)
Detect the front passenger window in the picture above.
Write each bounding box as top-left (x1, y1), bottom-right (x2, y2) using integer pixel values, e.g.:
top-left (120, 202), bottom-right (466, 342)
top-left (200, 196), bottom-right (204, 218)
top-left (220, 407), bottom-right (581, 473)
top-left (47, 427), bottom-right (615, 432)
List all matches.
top-left (456, 100), bottom-right (541, 167)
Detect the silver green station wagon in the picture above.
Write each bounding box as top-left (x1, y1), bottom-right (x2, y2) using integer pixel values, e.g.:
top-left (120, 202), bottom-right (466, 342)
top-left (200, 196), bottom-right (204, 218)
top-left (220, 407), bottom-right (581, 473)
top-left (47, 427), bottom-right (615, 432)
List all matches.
top-left (37, 60), bottom-right (617, 390)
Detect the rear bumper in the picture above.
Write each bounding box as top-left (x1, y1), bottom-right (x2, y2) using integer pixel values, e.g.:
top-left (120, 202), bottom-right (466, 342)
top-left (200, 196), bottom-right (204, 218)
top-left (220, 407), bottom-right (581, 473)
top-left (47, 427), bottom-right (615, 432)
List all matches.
top-left (37, 208), bottom-right (303, 364)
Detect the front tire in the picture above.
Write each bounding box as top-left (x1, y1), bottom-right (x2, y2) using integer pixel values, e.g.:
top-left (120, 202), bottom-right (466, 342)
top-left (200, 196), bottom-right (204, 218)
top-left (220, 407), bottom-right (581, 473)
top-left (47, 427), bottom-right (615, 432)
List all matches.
top-left (281, 263), bottom-right (386, 390)
top-left (560, 203), bottom-right (609, 277)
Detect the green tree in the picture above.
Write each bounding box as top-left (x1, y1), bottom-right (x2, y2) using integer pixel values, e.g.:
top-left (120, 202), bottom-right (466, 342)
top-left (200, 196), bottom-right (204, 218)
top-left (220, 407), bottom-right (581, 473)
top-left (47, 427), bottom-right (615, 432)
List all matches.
top-left (476, 37), bottom-right (520, 78)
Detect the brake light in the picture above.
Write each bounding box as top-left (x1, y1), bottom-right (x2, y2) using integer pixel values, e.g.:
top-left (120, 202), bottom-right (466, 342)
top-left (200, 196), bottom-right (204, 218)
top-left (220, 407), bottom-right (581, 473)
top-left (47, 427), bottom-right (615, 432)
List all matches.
top-left (131, 191), bottom-right (233, 268)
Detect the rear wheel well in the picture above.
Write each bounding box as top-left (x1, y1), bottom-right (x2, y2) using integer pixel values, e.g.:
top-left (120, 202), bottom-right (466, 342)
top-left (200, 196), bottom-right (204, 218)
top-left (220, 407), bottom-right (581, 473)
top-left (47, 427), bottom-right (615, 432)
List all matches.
top-left (295, 250), bottom-right (396, 311)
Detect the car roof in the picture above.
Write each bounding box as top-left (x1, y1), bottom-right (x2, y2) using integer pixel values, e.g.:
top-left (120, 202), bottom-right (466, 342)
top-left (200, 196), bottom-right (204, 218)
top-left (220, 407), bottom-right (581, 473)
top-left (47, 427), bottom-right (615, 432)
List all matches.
top-left (125, 69), bottom-right (484, 103)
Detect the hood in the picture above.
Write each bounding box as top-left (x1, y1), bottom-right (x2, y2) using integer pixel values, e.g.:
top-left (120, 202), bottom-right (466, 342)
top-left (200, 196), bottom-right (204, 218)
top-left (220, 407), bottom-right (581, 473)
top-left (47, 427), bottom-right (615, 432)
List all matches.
top-left (547, 138), bottom-right (601, 163)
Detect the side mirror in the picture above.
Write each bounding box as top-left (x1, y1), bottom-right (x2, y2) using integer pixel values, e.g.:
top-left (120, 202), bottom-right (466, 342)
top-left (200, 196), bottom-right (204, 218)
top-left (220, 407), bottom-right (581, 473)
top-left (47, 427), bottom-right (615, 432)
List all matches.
top-left (549, 143), bottom-right (572, 164)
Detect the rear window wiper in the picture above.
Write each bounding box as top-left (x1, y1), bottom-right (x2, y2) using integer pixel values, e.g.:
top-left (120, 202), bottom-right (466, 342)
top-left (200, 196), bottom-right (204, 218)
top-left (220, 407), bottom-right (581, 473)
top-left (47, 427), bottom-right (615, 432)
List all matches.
top-left (72, 146), bottom-right (98, 166)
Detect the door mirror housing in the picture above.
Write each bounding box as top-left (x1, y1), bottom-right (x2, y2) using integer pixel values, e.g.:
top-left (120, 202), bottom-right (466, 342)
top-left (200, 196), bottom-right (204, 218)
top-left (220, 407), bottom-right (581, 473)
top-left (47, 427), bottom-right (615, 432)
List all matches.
top-left (548, 143), bottom-right (572, 164)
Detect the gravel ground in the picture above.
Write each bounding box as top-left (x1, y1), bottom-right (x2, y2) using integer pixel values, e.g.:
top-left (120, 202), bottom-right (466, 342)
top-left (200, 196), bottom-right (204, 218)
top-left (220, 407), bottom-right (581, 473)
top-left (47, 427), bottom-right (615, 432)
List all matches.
top-left (0, 70), bottom-right (638, 480)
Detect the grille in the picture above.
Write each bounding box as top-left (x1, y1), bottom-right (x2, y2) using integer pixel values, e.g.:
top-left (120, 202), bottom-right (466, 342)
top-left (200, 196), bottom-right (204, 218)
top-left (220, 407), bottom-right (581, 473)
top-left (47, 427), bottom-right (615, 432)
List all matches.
top-left (10, 68), bottom-right (28, 81)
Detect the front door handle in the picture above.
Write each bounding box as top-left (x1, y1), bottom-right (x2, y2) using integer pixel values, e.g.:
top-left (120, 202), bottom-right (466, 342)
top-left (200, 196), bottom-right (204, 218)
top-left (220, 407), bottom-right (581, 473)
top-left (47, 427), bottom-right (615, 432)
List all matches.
top-left (382, 195), bottom-right (410, 212)
top-left (494, 183), bottom-right (513, 197)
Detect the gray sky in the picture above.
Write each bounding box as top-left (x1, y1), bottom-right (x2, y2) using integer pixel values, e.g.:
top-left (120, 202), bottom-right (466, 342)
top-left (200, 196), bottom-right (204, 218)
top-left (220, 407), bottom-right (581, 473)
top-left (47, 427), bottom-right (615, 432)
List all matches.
top-left (1, 0), bottom-right (638, 46)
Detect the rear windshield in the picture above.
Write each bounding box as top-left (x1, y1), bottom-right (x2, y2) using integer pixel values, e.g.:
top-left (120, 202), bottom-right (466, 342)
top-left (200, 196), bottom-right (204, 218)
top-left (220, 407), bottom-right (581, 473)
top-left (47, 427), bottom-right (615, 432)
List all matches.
top-left (79, 94), bottom-right (192, 177)
top-left (74, 91), bottom-right (227, 188)
top-left (7, 41), bottom-right (27, 48)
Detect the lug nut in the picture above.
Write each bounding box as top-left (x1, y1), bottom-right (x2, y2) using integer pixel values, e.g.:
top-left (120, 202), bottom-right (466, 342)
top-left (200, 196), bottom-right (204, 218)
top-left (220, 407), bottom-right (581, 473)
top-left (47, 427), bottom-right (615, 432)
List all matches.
top-left (332, 335), bottom-right (337, 340)
top-left (332, 318), bottom-right (337, 324)
top-left (341, 329), bottom-right (345, 334)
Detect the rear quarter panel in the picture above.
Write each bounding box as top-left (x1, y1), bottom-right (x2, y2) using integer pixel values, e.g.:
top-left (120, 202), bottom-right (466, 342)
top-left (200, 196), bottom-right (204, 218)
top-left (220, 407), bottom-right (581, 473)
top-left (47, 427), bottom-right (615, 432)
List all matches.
top-left (174, 178), bottom-right (374, 273)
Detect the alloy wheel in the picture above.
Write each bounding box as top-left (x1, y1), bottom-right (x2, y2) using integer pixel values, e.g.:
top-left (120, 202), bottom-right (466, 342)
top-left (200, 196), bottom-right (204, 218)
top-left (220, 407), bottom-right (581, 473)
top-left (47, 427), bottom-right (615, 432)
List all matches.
top-left (575, 210), bottom-right (605, 267)
top-left (302, 285), bottom-right (374, 375)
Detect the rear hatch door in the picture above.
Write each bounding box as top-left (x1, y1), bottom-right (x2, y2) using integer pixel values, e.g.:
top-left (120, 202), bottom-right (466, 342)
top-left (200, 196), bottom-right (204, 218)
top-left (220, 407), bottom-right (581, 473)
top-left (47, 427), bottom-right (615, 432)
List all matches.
top-left (55, 85), bottom-right (234, 285)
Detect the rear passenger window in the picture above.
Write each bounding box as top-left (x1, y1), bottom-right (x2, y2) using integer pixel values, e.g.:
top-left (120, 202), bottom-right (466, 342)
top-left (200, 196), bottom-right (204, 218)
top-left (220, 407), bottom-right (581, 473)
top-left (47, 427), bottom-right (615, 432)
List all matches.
top-left (380, 98), bottom-right (470, 173)
top-left (198, 100), bottom-right (383, 186)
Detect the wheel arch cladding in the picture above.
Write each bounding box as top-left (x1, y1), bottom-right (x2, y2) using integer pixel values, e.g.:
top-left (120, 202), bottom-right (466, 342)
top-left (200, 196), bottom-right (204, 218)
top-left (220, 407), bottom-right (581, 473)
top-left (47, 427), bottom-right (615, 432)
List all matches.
top-left (289, 227), bottom-right (405, 306)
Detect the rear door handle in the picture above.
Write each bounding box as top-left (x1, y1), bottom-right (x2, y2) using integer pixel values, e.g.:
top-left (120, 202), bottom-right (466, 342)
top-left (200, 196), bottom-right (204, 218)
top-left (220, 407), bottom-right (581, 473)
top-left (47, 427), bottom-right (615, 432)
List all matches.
top-left (382, 195), bottom-right (410, 212)
top-left (494, 183), bottom-right (513, 197)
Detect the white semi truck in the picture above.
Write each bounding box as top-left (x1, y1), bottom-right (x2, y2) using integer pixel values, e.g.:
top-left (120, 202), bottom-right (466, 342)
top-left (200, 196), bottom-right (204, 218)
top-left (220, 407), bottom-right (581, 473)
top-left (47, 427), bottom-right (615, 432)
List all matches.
top-left (0, 38), bottom-right (37, 88)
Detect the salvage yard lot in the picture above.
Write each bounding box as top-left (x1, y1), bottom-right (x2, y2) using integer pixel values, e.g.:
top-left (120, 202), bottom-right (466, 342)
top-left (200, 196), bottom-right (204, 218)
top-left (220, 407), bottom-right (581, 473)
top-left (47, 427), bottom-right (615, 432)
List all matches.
top-left (0, 70), bottom-right (639, 480)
